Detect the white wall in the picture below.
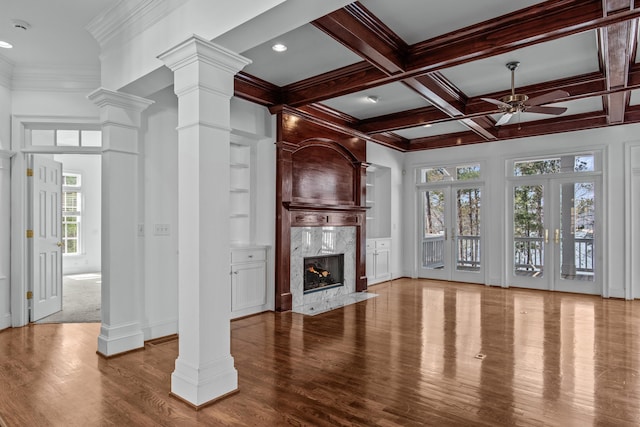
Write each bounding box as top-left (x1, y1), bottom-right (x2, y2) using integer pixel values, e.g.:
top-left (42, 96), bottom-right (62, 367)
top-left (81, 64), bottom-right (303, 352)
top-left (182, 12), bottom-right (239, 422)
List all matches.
top-left (53, 154), bottom-right (102, 275)
top-left (367, 142), bottom-right (405, 279)
top-left (139, 86), bottom-right (179, 340)
top-left (0, 154), bottom-right (10, 329)
top-left (0, 82), bottom-right (11, 329)
top-left (0, 84), bottom-right (10, 150)
top-left (402, 123), bottom-right (640, 298)
top-left (137, 91), bottom-right (276, 339)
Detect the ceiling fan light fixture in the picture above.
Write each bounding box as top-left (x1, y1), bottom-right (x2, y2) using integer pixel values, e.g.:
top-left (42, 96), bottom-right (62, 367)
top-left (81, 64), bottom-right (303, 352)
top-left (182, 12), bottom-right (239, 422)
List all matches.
top-left (272, 43), bottom-right (287, 53)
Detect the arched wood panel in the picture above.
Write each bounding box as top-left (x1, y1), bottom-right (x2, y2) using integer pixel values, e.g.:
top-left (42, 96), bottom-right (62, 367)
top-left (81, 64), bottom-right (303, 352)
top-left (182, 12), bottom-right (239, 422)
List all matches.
top-left (291, 142), bottom-right (356, 206)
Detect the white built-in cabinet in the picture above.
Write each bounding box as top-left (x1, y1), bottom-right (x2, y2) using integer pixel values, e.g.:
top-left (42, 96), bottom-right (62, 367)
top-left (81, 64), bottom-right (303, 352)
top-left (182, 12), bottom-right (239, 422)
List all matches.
top-left (229, 135), bottom-right (269, 318)
top-left (230, 246), bottom-right (268, 319)
top-left (366, 164), bottom-right (392, 285)
top-left (366, 238), bottom-right (391, 285)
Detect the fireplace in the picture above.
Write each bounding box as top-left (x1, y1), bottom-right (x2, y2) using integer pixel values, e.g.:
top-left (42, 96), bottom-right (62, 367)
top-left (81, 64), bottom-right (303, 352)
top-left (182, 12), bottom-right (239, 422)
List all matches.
top-left (304, 254), bottom-right (344, 294)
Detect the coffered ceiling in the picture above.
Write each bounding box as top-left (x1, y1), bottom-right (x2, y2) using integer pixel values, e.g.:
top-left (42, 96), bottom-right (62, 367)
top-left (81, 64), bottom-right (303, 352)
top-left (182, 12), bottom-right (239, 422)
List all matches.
top-left (2, 0), bottom-right (640, 151)
top-left (234, 0), bottom-right (640, 151)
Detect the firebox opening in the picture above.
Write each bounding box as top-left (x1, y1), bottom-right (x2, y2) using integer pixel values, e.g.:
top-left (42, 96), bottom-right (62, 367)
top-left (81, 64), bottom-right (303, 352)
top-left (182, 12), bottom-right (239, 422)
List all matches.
top-left (303, 254), bottom-right (345, 294)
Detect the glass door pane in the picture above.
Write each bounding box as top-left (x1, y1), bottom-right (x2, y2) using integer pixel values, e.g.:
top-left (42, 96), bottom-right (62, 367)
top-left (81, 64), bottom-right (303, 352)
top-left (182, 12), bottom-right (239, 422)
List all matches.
top-left (513, 184), bottom-right (546, 278)
top-left (559, 181), bottom-right (595, 282)
top-left (422, 190), bottom-right (446, 270)
top-left (455, 188), bottom-right (481, 272)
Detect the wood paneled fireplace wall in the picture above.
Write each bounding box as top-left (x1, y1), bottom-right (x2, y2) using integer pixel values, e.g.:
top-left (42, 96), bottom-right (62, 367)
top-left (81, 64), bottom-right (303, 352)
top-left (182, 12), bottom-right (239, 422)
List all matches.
top-left (273, 106), bottom-right (368, 311)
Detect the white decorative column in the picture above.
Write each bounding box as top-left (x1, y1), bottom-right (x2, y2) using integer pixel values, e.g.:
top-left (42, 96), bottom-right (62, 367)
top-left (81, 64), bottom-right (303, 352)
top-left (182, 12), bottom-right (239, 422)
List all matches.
top-left (158, 35), bottom-right (251, 407)
top-left (88, 88), bottom-right (154, 356)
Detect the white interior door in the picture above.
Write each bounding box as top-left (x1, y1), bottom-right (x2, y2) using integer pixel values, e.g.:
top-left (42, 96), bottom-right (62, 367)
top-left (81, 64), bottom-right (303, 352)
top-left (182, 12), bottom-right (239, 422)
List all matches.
top-left (31, 156), bottom-right (63, 321)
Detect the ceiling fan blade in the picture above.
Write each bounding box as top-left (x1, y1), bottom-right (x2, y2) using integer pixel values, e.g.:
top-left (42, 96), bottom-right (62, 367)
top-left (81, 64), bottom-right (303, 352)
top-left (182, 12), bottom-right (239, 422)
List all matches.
top-left (525, 90), bottom-right (569, 106)
top-left (526, 105), bottom-right (568, 115)
top-left (481, 97), bottom-right (511, 109)
top-left (495, 113), bottom-right (513, 126)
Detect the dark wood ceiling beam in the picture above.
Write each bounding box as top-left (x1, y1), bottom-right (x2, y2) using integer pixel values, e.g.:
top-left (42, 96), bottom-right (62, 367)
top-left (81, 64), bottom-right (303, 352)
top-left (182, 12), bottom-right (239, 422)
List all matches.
top-left (355, 105), bottom-right (449, 133)
top-left (285, 0), bottom-right (640, 107)
top-left (407, 111), bottom-right (611, 151)
top-left (234, 72), bottom-right (281, 106)
top-left (599, 1), bottom-right (638, 124)
top-left (408, 0), bottom-right (639, 72)
top-left (312, 2), bottom-right (407, 75)
top-left (404, 73), bottom-right (497, 140)
top-left (370, 133), bottom-right (411, 152)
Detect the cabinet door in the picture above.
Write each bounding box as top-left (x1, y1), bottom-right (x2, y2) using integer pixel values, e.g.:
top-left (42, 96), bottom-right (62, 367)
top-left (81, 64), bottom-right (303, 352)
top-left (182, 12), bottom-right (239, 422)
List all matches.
top-left (375, 249), bottom-right (390, 280)
top-left (231, 262), bottom-right (266, 312)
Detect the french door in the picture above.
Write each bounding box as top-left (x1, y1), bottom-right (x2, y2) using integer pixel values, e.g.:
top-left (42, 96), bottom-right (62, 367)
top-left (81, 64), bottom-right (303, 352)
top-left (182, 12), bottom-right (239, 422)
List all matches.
top-left (508, 176), bottom-right (600, 294)
top-left (417, 184), bottom-right (484, 283)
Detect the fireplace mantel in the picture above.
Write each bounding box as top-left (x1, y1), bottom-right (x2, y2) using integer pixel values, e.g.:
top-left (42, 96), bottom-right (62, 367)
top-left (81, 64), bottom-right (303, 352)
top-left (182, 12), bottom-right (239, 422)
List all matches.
top-left (274, 108), bottom-right (368, 311)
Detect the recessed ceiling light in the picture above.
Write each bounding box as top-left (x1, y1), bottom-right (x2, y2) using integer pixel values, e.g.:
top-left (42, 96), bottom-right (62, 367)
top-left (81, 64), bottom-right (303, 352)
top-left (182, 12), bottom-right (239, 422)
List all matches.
top-left (366, 95), bottom-right (379, 103)
top-left (272, 43), bottom-right (287, 52)
top-left (0, 41), bottom-right (13, 49)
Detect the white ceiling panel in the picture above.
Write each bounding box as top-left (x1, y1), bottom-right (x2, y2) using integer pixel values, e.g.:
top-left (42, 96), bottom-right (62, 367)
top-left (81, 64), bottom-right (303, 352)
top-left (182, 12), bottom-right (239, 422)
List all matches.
top-left (395, 120), bottom-right (470, 139)
top-left (441, 31), bottom-right (600, 97)
top-left (0, 0), bottom-right (114, 67)
top-left (490, 96), bottom-right (603, 125)
top-left (241, 24), bottom-right (362, 86)
top-left (361, 0), bottom-right (547, 45)
top-left (321, 82), bottom-right (432, 120)
top-left (630, 89), bottom-right (640, 106)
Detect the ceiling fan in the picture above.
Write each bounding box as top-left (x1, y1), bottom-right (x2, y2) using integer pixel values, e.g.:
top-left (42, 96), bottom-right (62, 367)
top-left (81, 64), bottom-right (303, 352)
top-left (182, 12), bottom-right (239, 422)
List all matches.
top-left (481, 61), bottom-right (569, 126)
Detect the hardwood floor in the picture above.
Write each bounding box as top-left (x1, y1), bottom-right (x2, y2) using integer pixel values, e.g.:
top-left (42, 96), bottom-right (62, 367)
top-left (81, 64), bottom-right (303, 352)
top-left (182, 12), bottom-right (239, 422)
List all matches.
top-left (2, 278), bottom-right (640, 426)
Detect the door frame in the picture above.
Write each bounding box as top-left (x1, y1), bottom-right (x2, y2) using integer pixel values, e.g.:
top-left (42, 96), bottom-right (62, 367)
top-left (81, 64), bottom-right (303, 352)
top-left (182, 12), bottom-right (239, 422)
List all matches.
top-left (10, 115), bottom-right (101, 326)
top-left (415, 181), bottom-right (485, 284)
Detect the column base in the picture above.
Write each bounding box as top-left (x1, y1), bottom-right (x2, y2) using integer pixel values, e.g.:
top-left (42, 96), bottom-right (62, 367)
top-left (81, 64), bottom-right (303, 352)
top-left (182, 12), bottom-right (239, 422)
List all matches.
top-left (97, 322), bottom-right (144, 357)
top-left (171, 355), bottom-right (238, 407)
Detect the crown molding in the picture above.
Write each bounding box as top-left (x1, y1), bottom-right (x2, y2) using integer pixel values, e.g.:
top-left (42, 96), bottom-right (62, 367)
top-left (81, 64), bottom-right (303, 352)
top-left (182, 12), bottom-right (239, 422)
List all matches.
top-left (86, 0), bottom-right (188, 52)
top-left (0, 54), bottom-right (15, 89)
top-left (11, 65), bottom-right (100, 92)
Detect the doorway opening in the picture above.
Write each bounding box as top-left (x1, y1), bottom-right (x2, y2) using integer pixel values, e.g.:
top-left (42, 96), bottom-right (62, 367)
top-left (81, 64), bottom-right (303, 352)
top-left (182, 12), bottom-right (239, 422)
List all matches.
top-left (36, 153), bottom-right (102, 323)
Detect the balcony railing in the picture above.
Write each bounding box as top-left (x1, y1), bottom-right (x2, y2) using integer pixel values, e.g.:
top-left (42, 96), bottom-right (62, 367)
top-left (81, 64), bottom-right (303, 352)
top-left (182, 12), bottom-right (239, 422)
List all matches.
top-left (422, 234), bottom-right (480, 270)
top-left (422, 235), bottom-right (594, 274)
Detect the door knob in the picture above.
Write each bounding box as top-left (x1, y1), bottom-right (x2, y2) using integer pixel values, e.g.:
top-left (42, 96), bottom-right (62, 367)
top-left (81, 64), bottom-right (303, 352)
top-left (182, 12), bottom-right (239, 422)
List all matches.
top-left (56, 242), bottom-right (63, 247)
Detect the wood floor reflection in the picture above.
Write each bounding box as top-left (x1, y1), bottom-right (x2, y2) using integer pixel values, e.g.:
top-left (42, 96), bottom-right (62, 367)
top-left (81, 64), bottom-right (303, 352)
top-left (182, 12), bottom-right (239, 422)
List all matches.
top-left (1, 278), bottom-right (640, 426)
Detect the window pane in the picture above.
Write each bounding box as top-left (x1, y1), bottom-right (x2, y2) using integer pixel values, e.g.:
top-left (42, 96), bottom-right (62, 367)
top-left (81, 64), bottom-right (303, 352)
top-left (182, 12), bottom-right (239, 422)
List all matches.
top-left (574, 155), bottom-right (594, 172)
top-left (57, 130), bottom-right (79, 146)
top-left (64, 192), bottom-right (79, 211)
top-left (81, 130), bottom-right (102, 147)
top-left (63, 173), bottom-right (81, 187)
top-left (514, 154), bottom-right (595, 176)
top-left (66, 223), bottom-right (78, 238)
top-left (66, 239), bottom-right (77, 254)
top-left (421, 167), bottom-right (453, 183)
top-left (31, 130), bottom-right (54, 146)
top-left (457, 164), bottom-right (481, 180)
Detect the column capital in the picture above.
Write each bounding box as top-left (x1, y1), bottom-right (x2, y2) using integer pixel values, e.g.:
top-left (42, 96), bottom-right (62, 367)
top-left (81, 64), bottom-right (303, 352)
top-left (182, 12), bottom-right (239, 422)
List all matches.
top-left (157, 35), bottom-right (251, 76)
top-left (87, 88), bottom-right (154, 128)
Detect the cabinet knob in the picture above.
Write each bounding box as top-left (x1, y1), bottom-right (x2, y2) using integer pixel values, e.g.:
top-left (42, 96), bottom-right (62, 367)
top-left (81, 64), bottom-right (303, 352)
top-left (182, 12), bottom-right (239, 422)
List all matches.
top-left (248, 255), bottom-right (253, 258)
top-left (233, 271), bottom-right (239, 275)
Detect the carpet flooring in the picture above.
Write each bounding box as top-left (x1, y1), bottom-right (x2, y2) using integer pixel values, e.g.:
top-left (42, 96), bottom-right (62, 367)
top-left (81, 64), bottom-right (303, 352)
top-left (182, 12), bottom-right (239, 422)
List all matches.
top-left (36, 273), bottom-right (101, 324)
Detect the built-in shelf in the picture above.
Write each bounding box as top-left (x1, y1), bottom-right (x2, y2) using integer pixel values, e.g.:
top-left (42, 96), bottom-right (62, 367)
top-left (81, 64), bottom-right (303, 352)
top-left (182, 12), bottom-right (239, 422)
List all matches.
top-left (366, 164), bottom-right (391, 239)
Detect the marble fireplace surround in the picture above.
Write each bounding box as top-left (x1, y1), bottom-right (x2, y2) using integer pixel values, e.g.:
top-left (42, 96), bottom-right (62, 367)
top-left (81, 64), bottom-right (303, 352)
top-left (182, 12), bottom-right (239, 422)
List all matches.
top-left (291, 226), bottom-right (356, 309)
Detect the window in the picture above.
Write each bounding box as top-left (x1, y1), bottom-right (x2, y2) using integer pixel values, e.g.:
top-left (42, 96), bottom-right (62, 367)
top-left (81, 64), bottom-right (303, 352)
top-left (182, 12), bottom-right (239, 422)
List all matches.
top-left (62, 173), bottom-right (82, 255)
top-left (29, 129), bottom-right (102, 147)
top-left (513, 154), bottom-right (594, 176)
top-left (418, 163), bottom-right (481, 183)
